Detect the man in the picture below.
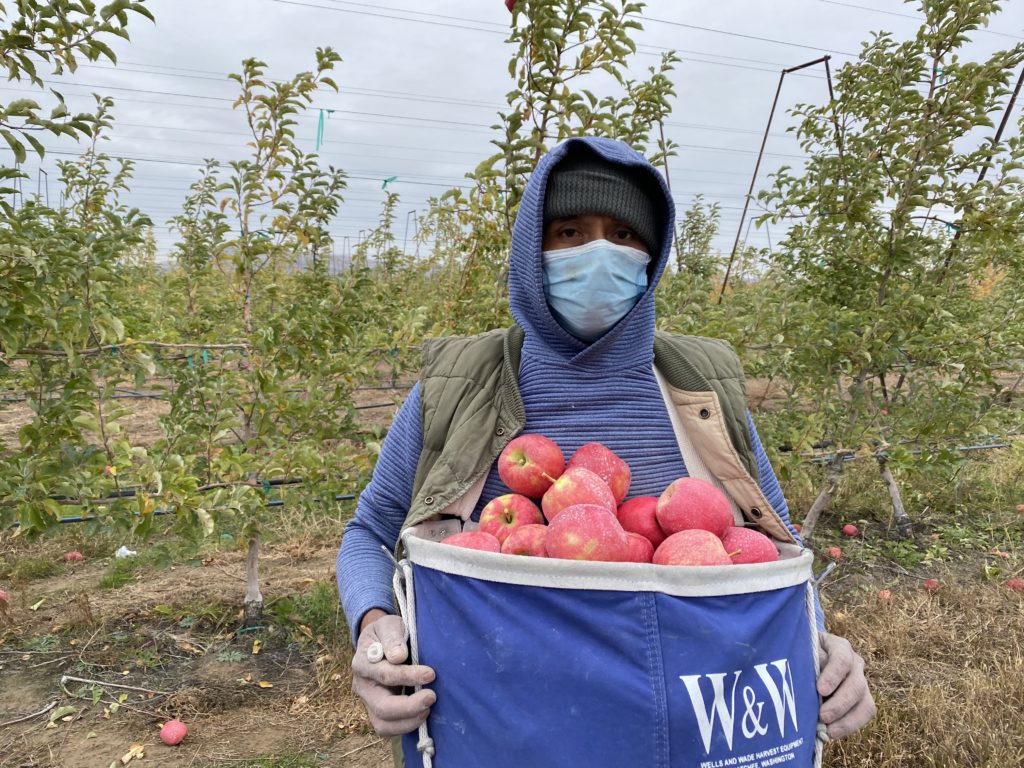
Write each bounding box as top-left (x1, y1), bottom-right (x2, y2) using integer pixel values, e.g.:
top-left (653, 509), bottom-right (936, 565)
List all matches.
top-left (337, 136), bottom-right (875, 747)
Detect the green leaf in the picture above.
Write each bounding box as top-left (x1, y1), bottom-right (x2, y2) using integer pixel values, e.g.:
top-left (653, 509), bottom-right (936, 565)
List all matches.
top-left (1, 130), bottom-right (27, 165)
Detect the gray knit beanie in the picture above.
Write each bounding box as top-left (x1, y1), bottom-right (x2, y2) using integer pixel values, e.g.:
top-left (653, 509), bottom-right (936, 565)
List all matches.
top-left (543, 148), bottom-right (663, 252)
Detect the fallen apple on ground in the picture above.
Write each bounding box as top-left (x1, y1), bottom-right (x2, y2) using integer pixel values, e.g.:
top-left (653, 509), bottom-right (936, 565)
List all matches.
top-left (567, 442), bottom-right (631, 504)
top-left (841, 523), bottom-right (859, 537)
top-left (497, 433), bottom-right (564, 497)
top-left (656, 477), bottom-right (733, 538)
top-left (478, 493), bottom-right (544, 543)
top-left (721, 526), bottom-right (778, 564)
top-left (441, 531), bottom-right (501, 552)
top-left (159, 719), bottom-right (188, 746)
top-left (922, 578), bottom-right (941, 593)
top-left (541, 466), bottom-right (616, 522)
top-left (653, 529), bottom-right (733, 566)
top-left (62, 551), bottom-right (84, 563)
top-left (826, 546), bottom-right (843, 560)
top-left (544, 504), bottom-right (629, 562)
top-left (1004, 578), bottom-right (1023, 592)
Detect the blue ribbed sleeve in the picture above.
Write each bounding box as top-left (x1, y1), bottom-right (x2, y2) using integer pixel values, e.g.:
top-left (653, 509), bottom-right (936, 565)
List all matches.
top-left (337, 383), bottom-right (423, 645)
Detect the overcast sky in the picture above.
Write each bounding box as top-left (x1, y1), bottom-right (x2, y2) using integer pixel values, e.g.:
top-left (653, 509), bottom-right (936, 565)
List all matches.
top-left (6, 0), bottom-right (1024, 265)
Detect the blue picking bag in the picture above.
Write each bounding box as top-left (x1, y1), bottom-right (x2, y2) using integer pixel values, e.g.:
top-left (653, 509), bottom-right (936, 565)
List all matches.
top-left (397, 534), bottom-right (824, 768)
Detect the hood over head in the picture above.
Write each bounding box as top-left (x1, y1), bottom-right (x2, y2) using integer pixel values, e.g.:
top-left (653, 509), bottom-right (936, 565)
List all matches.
top-left (508, 136), bottom-right (676, 367)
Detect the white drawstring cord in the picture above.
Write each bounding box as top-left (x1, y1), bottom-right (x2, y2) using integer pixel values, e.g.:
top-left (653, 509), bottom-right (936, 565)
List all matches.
top-left (807, 581), bottom-right (828, 768)
top-left (393, 557), bottom-right (435, 768)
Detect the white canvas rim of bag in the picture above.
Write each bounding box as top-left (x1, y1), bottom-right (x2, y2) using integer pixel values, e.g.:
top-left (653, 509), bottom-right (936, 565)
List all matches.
top-left (403, 534), bottom-right (813, 596)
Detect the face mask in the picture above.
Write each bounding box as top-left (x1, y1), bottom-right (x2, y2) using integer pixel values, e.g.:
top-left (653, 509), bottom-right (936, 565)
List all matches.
top-left (542, 239), bottom-right (651, 342)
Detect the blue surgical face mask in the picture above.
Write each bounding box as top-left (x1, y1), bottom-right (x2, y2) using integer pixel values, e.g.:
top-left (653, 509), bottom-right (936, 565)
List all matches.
top-left (542, 239), bottom-right (651, 342)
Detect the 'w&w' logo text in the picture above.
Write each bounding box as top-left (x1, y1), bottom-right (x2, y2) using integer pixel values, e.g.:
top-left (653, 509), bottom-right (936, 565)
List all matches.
top-left (679, 658), bottom-right (799, 754)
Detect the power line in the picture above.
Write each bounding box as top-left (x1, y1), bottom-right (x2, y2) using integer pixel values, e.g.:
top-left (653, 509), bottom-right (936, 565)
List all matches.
top-left (266, 0), bottom-right (507, 34)
top-left (815, 0), bottom-right (1024, 40)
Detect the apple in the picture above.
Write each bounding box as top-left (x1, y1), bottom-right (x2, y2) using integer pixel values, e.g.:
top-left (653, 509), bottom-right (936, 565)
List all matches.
top-left (544, 504), bottom-right (629, 562)
top-left (1005, 578), bottom-right (1024, 592)
top-left (721, 526), bottom-right (778, 564)
top-left (922, 578), bottom-right (941, 593)
top-left (505, 0), bottom-right (516, 11)
top-left (497, 434), bottom-right (564, 497)
top-left (876, 589), bottom-right (892, 601)
top-left (567, 442), bottom-right (631, 504)
top-left (62, 551), bottom-right (84, 563)
top-left (841, 523), bottom-right (859, 537)
top-left (653, 529), bottom-right (732, 566)
top-left (500, 524), bottom-right (549, 557)
top-left (656, 477), bottom-right (734, 538)
top-left (623, 532), bottom-right (654, 563)
top-left (478, 493), bottom-right (544, 543)
top-left (0, 589), bottom-right (9, 607)
top-left (541, 466), bottom-right (616, 523)
top-left (1016, 504), bottom-right (1024, 514)
top-left (826, 546), bottom-right (843, 560)
top-left (441, 531), bottom-right (501, 552)
top-left (616, 496), bottom-right (665, 548)
top-left (792, 523), bottom-right (802, 534)
top-left (159, 719), bottom-right (188, 746)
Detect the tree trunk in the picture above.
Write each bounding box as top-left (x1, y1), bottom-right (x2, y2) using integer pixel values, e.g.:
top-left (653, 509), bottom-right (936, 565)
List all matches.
top-left (243, 534), bottom-right (263, 626)
top-left (801, 450), bottom-right (848, 542)
top-left (878, 456), bottom-right (913, 539)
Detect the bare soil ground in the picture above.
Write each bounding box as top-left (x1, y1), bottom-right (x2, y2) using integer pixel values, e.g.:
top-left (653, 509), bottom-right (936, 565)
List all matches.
top-left (0, 542), bottom-right (392, 768)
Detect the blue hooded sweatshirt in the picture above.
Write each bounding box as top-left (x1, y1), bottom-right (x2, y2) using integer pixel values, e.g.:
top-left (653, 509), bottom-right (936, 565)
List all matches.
top-left (337, 137), bottom-right (804, 641)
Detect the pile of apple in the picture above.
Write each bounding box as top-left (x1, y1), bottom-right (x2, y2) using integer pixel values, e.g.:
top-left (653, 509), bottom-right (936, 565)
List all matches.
top-left (440, 434), bottom-right (779, 566)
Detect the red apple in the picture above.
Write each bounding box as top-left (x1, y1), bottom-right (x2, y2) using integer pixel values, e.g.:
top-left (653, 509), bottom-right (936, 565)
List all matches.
top-left (478, 493), bottom-right (544, 543)
top-left (501, 524), bottom-right (549, 557)
top-left (826, 546), bottom-right (843, 560)
top-left (622, 531), bottom-right (654, 563)
top-left (567, 442), bottom-right (631, 504)
top-left (653, 529), bottom-right (733, 566)
top-left (62, 551), bottom-right (84, 563)
top-left (656, 477), bottom-right (734, 538)
top-left (1005, 578), bottom-right (1024, 592)
top-left (544, 504), bottom-right (629, 562)
top-left (498, 434), bottom-right (564, 497)
top-left (159, 719), bottom-right (188, 746)
top-left (541, 466), bottom-right (616, 523)
top-left (922, 578), bottom-right (941, 593)
top-left (1016, 504), bottom-right (1024, 514)
top-left (441, 531), bottom-right (501, 552)
top-left (842, 523), bottom-right (859, 537)
top-left (721, 526), bottom-right (778, 564)
top-left (876, 589), bottom-right (892, 601)
top-left (792, 523), bottom-right (802, 534)
top-left (616, 496), bottom-right (665, 549)
top-left (0, 589), bottom-right (9, 607)
top-left (505, 0), bottom-right (516, 11)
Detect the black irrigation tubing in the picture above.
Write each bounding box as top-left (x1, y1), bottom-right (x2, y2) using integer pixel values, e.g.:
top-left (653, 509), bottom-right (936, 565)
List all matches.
top-left (7, 492), bottom-right (359, 528)
top-left (805, 439), bottom-right (1016, 465)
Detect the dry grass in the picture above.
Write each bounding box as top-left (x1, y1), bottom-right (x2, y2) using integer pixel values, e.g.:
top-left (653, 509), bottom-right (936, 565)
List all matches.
top-left (821, 573), bottom-right (1024, 767)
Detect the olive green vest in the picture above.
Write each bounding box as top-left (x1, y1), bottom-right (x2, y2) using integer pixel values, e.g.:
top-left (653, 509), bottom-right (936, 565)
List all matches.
top-left (401, 325), bottom-right (795, 547)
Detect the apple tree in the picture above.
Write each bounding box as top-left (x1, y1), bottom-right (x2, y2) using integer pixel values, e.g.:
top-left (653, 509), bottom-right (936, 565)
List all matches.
top-left (755, 0), bottom-right (1024, 538)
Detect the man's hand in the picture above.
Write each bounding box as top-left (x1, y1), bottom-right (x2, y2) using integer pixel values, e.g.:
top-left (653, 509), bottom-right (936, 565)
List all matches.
top-left (817, 632), bottom-right (876, 739)
top-left (351, 611), bottom-right (436, 737)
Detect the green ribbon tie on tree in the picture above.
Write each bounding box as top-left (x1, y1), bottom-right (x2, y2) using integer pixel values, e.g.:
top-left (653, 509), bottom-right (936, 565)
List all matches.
top-left (382, 175), bottom-right (397, 190)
